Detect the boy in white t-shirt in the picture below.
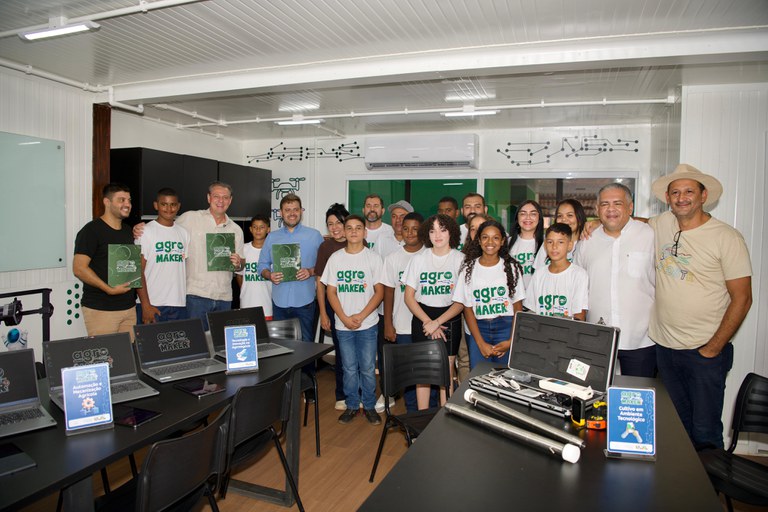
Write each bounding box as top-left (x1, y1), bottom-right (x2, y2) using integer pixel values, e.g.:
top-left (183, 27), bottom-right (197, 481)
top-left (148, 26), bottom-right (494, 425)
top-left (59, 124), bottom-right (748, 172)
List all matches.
top-left (237, 214), bottom-right (273, 319)
top-left (382, 212), bottom-right (425, 413)
top-left (321, 215), bottom-right (384, 426)
top-left (524, 223), bottom-right (588, 320)
top-left (136, 188), bottom-right (190, 323)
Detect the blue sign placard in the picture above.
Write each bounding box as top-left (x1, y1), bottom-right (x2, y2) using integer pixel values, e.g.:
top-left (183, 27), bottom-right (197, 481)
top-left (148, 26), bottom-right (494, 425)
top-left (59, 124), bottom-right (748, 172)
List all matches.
top-left (62, 362), bottom-right (113, 434)
top-left (607, 387), bottom-right (656, 458)
top-left (225, 324), bottom-right (259, 373)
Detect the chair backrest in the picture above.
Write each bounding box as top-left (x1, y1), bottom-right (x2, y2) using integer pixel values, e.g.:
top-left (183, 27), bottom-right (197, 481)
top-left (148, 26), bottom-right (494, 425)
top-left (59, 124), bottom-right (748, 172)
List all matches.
top-left (267, 318), bottom-right (302, 341)
top-left (136, 404), bottom-right (231, 512)
top-left (382, 339), bottom-right (450, 398)
top-left (228, 368), bottom-right (293, 458)
top-left (730, 372), bottom-right (768, 448)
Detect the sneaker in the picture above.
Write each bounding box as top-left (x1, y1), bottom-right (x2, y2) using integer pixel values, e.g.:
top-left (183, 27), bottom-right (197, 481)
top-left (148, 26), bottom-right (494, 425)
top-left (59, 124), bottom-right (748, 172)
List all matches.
top-left (334, 400), bottom-right (347, 411)
top-left (375, 394), bottom-right (396, 413)
top-left (363, 408), bottom-right (382, 425)
top-left (304, 389), bottom-right (316, 404)
top-left (338, 408), bottom-right (358, 424)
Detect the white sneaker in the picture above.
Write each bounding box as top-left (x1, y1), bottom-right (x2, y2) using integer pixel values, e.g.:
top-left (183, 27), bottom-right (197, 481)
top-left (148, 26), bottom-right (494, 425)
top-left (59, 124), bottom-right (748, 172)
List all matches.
top-left (375, 394), bottom-right (395, 413)
top-left (335, 400), bottom-right (346, 411)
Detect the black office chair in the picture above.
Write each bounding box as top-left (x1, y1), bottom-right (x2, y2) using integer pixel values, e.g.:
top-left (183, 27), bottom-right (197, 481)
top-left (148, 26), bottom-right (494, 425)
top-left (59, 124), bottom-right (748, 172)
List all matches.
top-left (699, 372), bottom-right (768, 512)
top-left (369, 339), bottom-right (450, 482)
top-left (96, 405), bottom-right (231, 512)
top-left (219, 368), bottom-right (304, 512)
top-left (267, 318), bottom-right (321, 457)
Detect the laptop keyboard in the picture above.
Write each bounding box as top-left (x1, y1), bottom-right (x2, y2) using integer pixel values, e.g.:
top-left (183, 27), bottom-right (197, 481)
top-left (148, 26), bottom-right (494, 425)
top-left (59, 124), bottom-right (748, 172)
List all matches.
top-left (0, 407), bottom-right (44, 425)
top-left (153, 359), bottom-right (217, 376)
top-left (111, 381), bottom-right (145, 394)
top-left (260, 342), bottom-right (286, 352)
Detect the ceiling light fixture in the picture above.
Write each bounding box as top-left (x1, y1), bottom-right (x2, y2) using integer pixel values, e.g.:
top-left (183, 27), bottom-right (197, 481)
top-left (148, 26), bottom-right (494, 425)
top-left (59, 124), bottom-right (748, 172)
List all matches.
top-left (275, 115), bottom-right (324, 126)
top-left (442, 107), bottom-right (499, 118)
top-left (19, 17), bottom-right (100, 41)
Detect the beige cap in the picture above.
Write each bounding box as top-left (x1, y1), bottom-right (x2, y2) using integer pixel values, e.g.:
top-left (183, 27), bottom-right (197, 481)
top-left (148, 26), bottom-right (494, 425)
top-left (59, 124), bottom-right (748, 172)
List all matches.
top-left (651, 163), bottom-right (723, 206)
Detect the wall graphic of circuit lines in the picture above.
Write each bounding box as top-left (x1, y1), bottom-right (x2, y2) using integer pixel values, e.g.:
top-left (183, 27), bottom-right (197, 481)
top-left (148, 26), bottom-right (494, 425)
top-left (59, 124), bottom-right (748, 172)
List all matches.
top-left (497, 135), bottom-right (639, 166)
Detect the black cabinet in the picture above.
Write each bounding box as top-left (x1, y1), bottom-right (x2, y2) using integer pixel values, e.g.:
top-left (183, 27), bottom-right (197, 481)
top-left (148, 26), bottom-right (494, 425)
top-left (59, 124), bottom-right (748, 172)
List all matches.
top-left (110, 148), bottom-right (271, 224)
top-left (218, 161), bottom-right (272, 219)
top-left (180, 155), bottom-right (218, 212)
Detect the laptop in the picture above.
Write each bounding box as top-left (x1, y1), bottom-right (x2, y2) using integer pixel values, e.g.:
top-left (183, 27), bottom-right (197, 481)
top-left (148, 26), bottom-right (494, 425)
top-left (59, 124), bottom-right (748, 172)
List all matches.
top-left (134, 318), bottom-right (227, 383)
top-left (0, 349), bottom-right (57, 438)
top-left (207, 307), bottom-right (293, 359)
top-left (44, 332), bottom-right (158, 410)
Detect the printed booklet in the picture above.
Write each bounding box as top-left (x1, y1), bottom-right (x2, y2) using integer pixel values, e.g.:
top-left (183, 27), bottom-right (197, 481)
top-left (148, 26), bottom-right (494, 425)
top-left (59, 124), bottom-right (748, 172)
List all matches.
top-left (206, 233), bottom-right (236, 271)
top-left (272, 243), bottom-right (300, 282)
top-left (107, 244), bottom-right (142, 287)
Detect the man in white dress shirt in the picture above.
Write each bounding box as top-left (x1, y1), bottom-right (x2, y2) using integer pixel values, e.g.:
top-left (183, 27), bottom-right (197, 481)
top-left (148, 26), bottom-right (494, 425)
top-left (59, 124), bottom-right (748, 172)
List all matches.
top-left (575, 183), bottom-right (657, 377)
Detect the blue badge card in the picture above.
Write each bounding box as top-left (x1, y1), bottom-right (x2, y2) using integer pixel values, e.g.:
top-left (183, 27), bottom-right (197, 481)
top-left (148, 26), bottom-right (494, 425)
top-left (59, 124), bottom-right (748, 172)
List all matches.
top-left (224, 325), bottom-right (259, 374)
top-left (62, 362), bottom-right (114, 436)
top-left (606, 387), bottom-right (656, 461)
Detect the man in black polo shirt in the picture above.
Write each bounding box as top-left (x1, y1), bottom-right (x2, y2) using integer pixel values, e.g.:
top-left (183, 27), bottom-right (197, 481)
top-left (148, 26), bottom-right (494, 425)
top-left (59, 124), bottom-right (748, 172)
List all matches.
top-left (73, 183), bottom-right (138, 337)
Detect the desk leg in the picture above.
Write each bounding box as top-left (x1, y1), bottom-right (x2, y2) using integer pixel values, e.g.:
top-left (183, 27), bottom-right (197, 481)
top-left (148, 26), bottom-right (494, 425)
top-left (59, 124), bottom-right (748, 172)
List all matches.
top-left (61, 477), bottom-right (94, 512)
top-left (227, 368), bottom-right (301, 507)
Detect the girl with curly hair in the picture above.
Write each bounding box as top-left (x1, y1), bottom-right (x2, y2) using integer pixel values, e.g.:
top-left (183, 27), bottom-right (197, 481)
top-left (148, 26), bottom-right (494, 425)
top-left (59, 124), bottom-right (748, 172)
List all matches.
top-left (403, 213), bottom-right (464, 408)
top-left (454, 220), bottom-right (525, 368)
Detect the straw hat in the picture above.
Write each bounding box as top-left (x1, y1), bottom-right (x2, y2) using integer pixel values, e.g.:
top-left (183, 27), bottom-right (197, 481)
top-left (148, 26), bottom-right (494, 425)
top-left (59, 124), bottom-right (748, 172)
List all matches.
top-left (651, 164), bottom-right (723, 206)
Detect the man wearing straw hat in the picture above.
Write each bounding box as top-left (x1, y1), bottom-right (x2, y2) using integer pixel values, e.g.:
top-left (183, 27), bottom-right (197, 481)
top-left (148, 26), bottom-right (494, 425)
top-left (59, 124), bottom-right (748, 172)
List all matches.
top-left (650, 164), bottom-right (752, 450)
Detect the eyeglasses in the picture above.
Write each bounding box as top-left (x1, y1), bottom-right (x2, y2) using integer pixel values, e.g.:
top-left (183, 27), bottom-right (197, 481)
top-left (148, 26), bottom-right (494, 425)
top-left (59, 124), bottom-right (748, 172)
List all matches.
top-left (672, 230), bottom-right (682, 257)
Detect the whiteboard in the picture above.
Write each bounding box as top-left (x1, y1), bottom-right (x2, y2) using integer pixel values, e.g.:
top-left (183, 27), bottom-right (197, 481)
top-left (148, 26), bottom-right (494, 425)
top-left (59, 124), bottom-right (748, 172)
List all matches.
top-left (0, 131), bottom-right (66, 272)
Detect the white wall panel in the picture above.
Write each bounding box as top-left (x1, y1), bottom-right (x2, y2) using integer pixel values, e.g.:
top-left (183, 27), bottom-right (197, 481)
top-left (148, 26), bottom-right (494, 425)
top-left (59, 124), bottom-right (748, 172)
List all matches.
top-left (681, 83), bottom-right (768, 454)
top-left (111, 111), bottom-right (244, 165)
top-left (244, 125), bottom-right (654, 231)
top-left (0, 67), bottom-right (93, 351)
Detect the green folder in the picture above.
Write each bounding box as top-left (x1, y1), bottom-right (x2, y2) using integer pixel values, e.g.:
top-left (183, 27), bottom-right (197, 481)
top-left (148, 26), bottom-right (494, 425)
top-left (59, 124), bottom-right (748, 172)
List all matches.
top-left (272, 243), bottom-right (301, 282)
top-left (107, 244), bottom-right (142, 288)
top-left (206, 232), bottom-right (236, 271)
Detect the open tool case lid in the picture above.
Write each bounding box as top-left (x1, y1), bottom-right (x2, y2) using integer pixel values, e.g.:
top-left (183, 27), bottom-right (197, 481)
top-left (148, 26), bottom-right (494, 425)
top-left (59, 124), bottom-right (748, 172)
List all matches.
top-left (508, 312), bottom-right (620, 393)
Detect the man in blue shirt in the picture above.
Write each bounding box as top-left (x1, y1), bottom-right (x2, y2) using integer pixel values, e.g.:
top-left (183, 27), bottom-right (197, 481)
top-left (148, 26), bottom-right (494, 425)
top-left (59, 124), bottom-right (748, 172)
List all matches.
top-left (258, 193), bottom-right (324, 342)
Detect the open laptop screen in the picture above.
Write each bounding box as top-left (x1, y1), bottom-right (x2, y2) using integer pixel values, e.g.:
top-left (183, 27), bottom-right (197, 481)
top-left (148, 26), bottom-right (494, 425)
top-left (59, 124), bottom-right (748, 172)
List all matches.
top-left (0, 349), bottom-right (39, 406)
top-left (45, 333), bottom-right (135, 388)
top-left (134, 318), bottom-right (210, 366)
top-left (208, 307), bottom-right (269, 350)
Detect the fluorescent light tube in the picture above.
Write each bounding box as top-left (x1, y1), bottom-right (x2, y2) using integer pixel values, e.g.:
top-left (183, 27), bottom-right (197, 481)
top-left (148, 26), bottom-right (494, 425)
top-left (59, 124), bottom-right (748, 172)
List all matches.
top-left (442, 110), bottom-right (499, 117)
top-left (20, 21), bottom-right (100, 41)
top-left (275, 119), bottom-right (323, 126)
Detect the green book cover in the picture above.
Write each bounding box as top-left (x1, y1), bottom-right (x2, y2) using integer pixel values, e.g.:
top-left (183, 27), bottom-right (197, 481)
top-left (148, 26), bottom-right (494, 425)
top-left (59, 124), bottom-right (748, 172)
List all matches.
top-left (107, 244), bottom-right (142, 288)
top-left (206, 233), bottom-right (236, 271)
top-left (272, 243), bottom-right (301, 282)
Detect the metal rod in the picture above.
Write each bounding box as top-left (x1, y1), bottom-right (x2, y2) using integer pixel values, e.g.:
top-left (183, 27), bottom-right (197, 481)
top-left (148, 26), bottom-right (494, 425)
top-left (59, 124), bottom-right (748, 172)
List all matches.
top-left (445, 402), bottom-right (581, 463)
top-left (464, 389), bottom-right (585, 448)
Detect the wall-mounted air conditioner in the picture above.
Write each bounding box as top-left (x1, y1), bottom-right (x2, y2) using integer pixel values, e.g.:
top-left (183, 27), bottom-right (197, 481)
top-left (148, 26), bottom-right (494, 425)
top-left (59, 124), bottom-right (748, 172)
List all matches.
top-left (364, 133), bottom-right (478, 169)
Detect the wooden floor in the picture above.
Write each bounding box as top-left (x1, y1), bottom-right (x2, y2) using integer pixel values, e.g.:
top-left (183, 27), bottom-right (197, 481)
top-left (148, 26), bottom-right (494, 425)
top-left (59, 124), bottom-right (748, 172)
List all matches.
top-left (21, 365), bottom-right (409, 512)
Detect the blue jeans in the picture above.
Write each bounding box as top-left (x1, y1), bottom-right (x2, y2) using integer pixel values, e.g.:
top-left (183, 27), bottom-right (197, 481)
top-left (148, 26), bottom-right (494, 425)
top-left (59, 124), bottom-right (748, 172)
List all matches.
top-left (273, 301), bottom-right (316, 342)
top-left (337, 325), bottom-right (378, 411)
top-left (618, 345), bottom-right (657, 378)
top-left (468, 316), bottom-right (513, 370)
top-left (186, 295), bottom-right (231, 331)
top-left (135, 304), bottom-right (187, 324)
top-left (656, 343), bottom-right (733, 450)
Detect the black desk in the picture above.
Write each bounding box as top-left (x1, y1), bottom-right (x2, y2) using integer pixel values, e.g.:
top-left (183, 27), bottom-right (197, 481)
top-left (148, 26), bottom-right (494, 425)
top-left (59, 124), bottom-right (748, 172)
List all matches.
top-left (0, 340), bottom-right (331, 512)
top-left (361, 363), bottom-right (721, 512)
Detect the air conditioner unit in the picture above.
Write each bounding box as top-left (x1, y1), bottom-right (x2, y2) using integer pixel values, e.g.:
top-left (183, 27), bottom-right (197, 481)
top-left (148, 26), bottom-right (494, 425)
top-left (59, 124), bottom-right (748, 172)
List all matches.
top-left (364, 133), bottom-right (478, 170)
